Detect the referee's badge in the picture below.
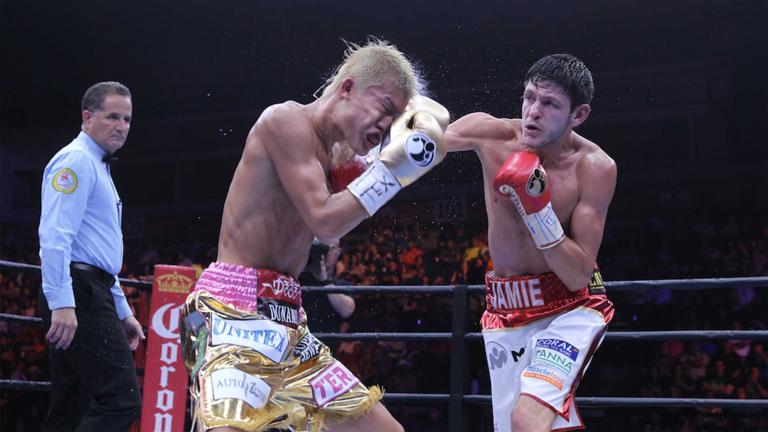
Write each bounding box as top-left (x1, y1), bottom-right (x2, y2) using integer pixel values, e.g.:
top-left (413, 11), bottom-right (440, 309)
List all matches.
top-left (52, 168), bottom-right (78, 194)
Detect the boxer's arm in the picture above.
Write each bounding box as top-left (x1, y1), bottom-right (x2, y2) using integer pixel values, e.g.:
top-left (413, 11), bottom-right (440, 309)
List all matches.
top-left (347, 95), bottom-right (448, 215)
top-left (40, 151), bottom-right (96, 349)
top-left (327, 293), bottom-right (355, 319)
top-left (259, 105), bottom-right (367, 244)
top-left (541, 152), bottom-right (617, 291)
top-left (445, 113), bottom-right (518, 153)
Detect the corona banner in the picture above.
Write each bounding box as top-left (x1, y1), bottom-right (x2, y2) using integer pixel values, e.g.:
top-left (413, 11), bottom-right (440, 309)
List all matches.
top-left (139, 265), bottom-right (196, 432)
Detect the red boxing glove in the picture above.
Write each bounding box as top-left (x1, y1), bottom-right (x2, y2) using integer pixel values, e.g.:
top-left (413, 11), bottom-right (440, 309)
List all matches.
top-left (330, 155), bottom-right (368, 192)
top-left (493, 151), bottom-right (565, 249)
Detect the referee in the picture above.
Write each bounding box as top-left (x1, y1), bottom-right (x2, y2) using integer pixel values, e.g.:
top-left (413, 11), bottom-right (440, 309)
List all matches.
top-left (38, 81), bottom-right (144, 431)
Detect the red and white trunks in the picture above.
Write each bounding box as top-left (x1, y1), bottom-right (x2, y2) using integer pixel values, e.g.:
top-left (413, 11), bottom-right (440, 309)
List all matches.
top-left (481, 270), bottom-right (614, 431)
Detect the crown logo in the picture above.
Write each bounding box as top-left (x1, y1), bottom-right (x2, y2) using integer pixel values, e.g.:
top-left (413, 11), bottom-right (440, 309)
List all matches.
top-left (156, 271), bottom-right (195, 293)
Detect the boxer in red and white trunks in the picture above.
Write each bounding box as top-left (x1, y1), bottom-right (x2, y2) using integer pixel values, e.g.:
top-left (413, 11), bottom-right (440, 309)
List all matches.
top-left (179, 38), bottom-right (450, 432)
top-left (445, 54), bottom-right (616, 431)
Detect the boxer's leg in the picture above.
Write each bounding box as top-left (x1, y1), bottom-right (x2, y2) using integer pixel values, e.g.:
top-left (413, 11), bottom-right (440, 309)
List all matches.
top-left (514, 308), bottom-right (608, 431)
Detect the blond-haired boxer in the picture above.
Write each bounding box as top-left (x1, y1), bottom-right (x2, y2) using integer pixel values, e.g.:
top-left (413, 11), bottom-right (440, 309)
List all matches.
top-left (180, 37), bottom-right (449, 432)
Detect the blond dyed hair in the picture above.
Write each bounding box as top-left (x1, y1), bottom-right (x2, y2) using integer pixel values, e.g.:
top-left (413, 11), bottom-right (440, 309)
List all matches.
top-left (318, 37), bottom-right (422, 100)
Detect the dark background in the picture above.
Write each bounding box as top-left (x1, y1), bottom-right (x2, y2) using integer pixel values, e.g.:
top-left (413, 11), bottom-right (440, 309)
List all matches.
top-left (3, 1), bottom-right (761, 126)
top-left (2, 1), bottom-right (765, 237)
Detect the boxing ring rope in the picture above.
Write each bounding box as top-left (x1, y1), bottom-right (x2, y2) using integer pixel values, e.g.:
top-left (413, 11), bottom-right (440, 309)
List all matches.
top-left (1, 259), bottom-right (767, 429)
top-left (388, 394), bottom-right (768, 408)
top-left (309, 331), bottom-right (768, 341)
top-left (1, 312), bottom-right (765, 342)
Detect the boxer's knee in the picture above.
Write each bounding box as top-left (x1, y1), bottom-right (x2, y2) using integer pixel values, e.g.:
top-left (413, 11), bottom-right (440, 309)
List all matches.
top-left (511, 395), bottom-right (555, 432)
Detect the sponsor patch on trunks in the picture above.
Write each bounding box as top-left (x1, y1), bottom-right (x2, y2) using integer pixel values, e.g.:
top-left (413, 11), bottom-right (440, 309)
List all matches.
top-left (257, 298), bottom-right (300, 328)
top-left (310, 361), bottom-right (360, 407)
top-left (533, 347), bottom-right (574, 374)
top-left (259, 273), bottom-right (302, 305)
top-left (209, 368), bottom-right (271, 409)
top-left (522, 364), bottom-right (565, 390)
top-left (487, 278), bottom-right (545, 310)
top-left (588, 270), bottom-right (606, 294)
top-left (294, 331), bottom-right (323, 362)
top-left (210, 316), bottom-right (289, 363)
top-left (535, 338), bottom-right (579, 361)
top-left (485, 341), bottom-right (509, 370)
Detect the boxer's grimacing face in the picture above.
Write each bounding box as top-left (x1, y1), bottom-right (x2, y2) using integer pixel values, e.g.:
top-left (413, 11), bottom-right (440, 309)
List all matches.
top-left (342, 77), bottom-right (407, 156)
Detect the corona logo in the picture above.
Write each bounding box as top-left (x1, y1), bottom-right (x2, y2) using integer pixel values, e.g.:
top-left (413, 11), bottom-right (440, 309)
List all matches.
top-left (141, 265), bottom-right (194, 432)
top-left (152, 303), bottom-right (184, 339)
top-left (156, 271), bottom-right (195, 293)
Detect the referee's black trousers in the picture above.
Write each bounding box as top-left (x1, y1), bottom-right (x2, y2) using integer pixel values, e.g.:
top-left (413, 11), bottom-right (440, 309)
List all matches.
top-left (39, 264), bottom-right (142, 432)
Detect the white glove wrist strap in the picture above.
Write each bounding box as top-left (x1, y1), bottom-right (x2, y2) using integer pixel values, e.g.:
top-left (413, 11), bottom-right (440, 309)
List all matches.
top-left (347, 159), bottom-right (402, 216)
top-left (509, 192), bottom-right (565, 249)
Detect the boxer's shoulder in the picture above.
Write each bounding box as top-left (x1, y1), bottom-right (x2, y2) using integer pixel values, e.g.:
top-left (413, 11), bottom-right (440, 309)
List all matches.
top-left (480, 116), bottom-right (521, 144)
top-left (505, 117), bottom-right (523, 130)
top-left (251, 101), bottom-right (315, 150)
top-left (572, 134), bottom-right (616, 177)
top-left (453, 112), bottom-right (520, 133)
top-left (571, 131), bottom-right (605, 156)
top-left (483, 118), bottom-right (524, 156)
top-left (257, 101), bottom-right (306, 130)
top-left (447, 113), bottom-right (521, 154)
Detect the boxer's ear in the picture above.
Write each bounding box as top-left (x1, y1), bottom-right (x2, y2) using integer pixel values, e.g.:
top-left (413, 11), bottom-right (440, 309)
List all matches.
top-left (340, 78), bottom-right (355, 99)
top-left (570, 104), bottom-right (590, 129)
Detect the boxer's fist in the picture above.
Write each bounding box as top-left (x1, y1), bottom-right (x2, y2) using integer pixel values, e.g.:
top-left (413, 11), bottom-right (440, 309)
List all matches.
top-left (494, 151), bottom-right (551, 213)
top-left (402, 94), bottom-right (450, 131)
top-left (371, 95), bottom-right (450, 160)
top-left (301, 239), bottom-right (331, 283)
top-left (493, 151), bottom-right (565, 249)
top-left (378, 95), bottom-right (448, 187)
top-left (348, 95), bottom-right (449, 215)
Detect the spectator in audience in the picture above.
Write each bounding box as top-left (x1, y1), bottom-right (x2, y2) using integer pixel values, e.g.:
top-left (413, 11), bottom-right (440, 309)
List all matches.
top-left (679, 341), bottom-right (710, 381)
top-left (701, 359), bottom-right (736, 398)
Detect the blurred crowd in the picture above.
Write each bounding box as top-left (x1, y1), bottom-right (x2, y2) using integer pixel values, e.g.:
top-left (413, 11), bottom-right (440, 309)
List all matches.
top-left (1, 201), bottom-right (766, 430)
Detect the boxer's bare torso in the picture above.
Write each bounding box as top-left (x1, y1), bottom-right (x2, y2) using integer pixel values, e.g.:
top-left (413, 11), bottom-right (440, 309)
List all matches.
top-left (216, 89), bottom-right (403, 276)
top-left (217, 77), bottom-right (408, 277)
top-left (447, 115), bottom-right (615, 278)
top-left (218, 102), bottom-right (332, 276)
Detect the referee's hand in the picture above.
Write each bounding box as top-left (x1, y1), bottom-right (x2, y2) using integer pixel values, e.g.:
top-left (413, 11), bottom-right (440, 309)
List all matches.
top-left (122, 316), bottom-right (146, 351)
top-left (48, 308), bottom-right (77, 349)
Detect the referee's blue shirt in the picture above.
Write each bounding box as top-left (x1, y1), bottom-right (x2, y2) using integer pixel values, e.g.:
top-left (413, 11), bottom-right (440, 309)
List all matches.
top-left (39, 131), bottom-right (132, 319)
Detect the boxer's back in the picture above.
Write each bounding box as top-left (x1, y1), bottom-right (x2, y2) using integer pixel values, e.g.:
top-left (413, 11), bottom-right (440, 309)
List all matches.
top-left (217, 102), bottom-right (317, 276)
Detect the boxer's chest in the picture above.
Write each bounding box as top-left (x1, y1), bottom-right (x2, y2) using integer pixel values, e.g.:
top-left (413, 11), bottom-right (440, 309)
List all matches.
top-left (543, 165), bottom-right (580, 230)
top-left (482, 147), bottom-right (581, 231)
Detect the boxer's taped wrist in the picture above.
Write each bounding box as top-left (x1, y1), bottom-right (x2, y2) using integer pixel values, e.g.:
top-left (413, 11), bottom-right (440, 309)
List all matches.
top-left (347, 159), bottom-right (402, 216)
top-left (521, 201), bottom-right (565, 250)
top-left (538, 235), bottom-right (565, 250)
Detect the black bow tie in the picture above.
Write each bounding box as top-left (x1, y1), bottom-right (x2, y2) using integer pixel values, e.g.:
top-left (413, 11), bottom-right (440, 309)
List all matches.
top-left (102, 155), bottom-right (119, 166)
